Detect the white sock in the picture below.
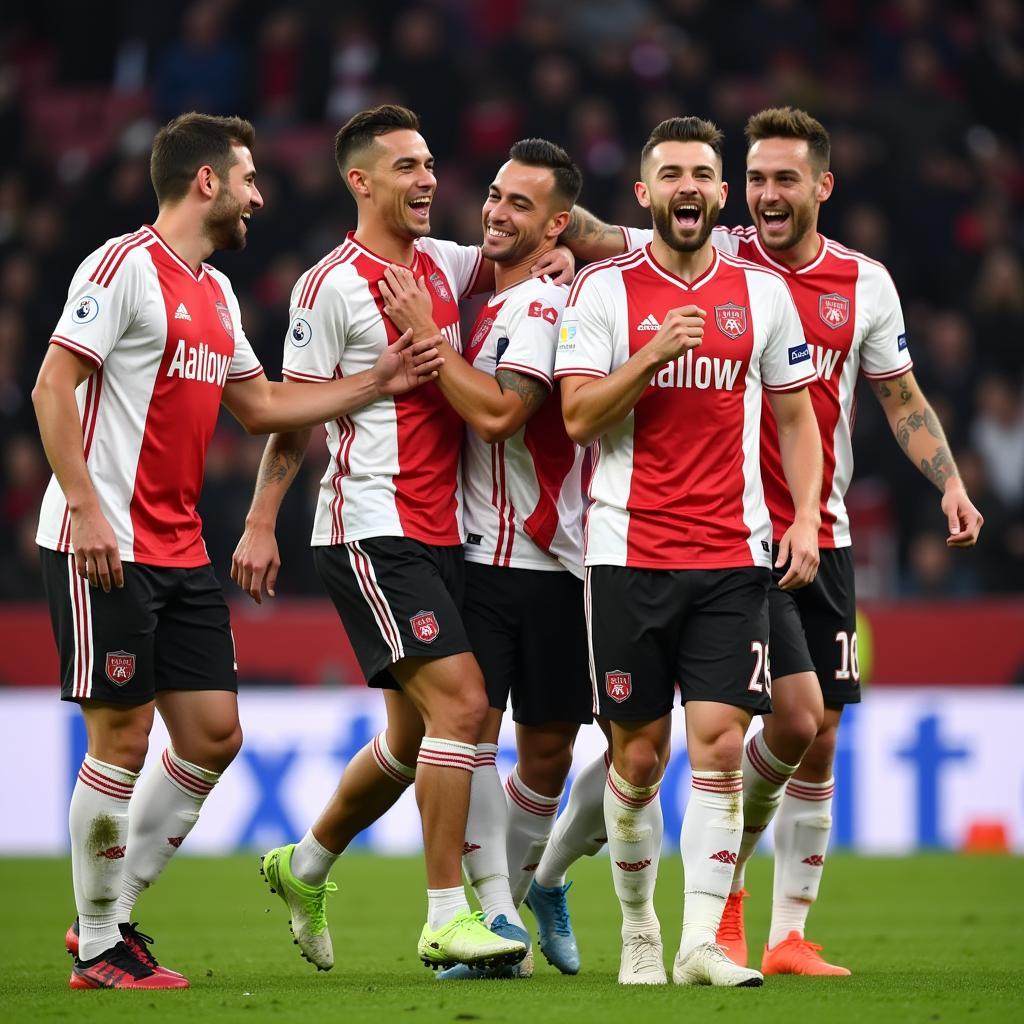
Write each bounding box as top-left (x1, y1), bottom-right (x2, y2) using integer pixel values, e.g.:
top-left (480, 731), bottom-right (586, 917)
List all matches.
top-left (291, 830), bottom-right (338, 888)
top-left (505, 764), bottom-right (561, 905)
top-left (291, 731), bottom-right (416, 887)
top-left (769, 776), bottom-right (834, 948)
top-left (462, 744), bottom-right (521, 927)
top-left (679, 770), bottom-right (743, 959)
top-left (115, 748), bottom-right (219, 923)
top-left (604, 765), bottom-right (663, 939)
top-left (732, 730), bottom-right (798, 894)
top-left (534, 751), bottom-right (609, 889)
top-left (70, 754), bottom-right (138, 960)
top-left (427, 885), bottom-right (470, 931)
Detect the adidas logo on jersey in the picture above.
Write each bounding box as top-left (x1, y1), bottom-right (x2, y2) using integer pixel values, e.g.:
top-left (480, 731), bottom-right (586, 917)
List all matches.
top-left (636, 314), bottom-right (661, 332)
top-left (174, 302), bottom-right (192, 321)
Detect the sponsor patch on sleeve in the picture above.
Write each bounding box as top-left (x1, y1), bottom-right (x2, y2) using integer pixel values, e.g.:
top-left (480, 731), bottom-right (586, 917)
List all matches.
top-left (557, 323), bottom-right (577, 353)
top-left (788, 342), bottom-right (810, 364)
top-left (897, 332), bottom-right (908, 352)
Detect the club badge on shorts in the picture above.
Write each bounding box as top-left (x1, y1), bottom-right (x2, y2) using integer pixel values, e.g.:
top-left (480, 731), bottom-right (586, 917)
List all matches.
top-left (606, 670), bottom-right (632, 703)
top-left (105, 650), bottom-right (136, 686)
top-left (410, 610), bottom-right (440, 644)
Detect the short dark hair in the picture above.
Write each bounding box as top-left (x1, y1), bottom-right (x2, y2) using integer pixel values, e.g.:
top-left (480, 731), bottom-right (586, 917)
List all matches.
top-left (641, 116), bottom-right (724, 172)
top-left (335, 104), bottom-right (421, 179)
top-left (150, 112), bottom-right (255, 205)
top-left (507, 138), bottom-right (583, 209)
top-left (745, 107), bottom-right (831, 173)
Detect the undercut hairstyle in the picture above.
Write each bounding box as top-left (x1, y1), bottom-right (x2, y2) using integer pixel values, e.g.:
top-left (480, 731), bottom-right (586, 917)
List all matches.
top-left (745, 107), bottom-right (831, 174)
top-left (641, 116), bottom-right (724, 171)
top-left (508, 138), bottom-right (583, 209)
top-left (150, 112), bottom-right (255, 205)
top-left (335, 104), bottom-right (421, 181)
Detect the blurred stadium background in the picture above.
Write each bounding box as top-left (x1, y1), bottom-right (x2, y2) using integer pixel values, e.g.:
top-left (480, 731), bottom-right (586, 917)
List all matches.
top-left (0, 0), bottom-right (1021, 858)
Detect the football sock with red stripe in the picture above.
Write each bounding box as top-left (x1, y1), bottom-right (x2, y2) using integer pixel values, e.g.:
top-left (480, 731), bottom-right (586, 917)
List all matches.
top-left (71, 753), bottom-right (139, 960)
top-left (769, 776), bottom-right (834, 947)
top-left (604, 765), bottom-right (663, 939)
top-left (679, 770), bottom-right (744, 959)
top-left (731, 730), bottom-right (798, 894)
top-left (505, 764), bottom-right (561, 906)
top-left (115, 747), bottom-right (220, 922)
top-left (534, 751), bottom-right (609, 889)
top-left (462, 744), bottom-right (522, 926)
top-left (291, 730), bottom-right (416, 886)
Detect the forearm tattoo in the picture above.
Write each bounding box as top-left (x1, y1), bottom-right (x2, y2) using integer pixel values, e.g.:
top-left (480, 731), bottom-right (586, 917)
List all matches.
top-left (495, 369), bottom-right (548, 413)
top-left (895, 407), bottom-right (943, 452)
top-left (874, 373), bottom-right (914, 404)
top-left (255, 446), bottom-right (304, 494)
top-left (920, 447), bottom-right (957, 489)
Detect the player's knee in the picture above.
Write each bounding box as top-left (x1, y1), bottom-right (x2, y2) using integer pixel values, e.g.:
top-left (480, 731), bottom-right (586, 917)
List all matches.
top-left (522, 744), bottom-right (574, 793)
top-left (183, 721), bottom-right (243, 773)
top-left (772, 707), bottom-right (820, 757)
top-left (431, 685), bottom-right (488, 744)
top-left (700, 728), bottom-right (746, 772)
top-left (100, 729), bottom-right (150, 774)
top-left (801, 724), bottom-right (838, 778)
top-left (616, 741), bottom-right (665, 788)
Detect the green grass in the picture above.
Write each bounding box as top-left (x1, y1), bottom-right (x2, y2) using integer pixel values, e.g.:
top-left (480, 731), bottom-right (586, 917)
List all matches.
top-left (1, 853), bottom-right (1022, 1023)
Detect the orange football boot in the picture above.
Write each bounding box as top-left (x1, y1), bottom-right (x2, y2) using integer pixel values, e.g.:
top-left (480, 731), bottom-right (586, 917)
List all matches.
top-left (761, 931), bottom-right (851, 976)
top-left (715, 888), bottom-right (748, 966)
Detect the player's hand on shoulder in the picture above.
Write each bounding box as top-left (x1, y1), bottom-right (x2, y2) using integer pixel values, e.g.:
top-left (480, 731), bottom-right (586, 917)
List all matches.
top-left (532, 245), bottom-right (574, 285)
top-left (380, 266), bottom-right (435, 335)
top-left (941, 482), bottom-right (984, 548)
top-left (231, 523), bottom-right (281, 605)
top-left (70, 502), bottom-right (123, 592)
top-left (652, 305), bottom-right (705, 362)
top-left (775, 517), bottom-right (820, 591)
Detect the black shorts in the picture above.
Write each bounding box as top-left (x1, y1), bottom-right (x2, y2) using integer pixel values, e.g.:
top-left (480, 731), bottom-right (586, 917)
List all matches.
top-left (39, 548), bottom-right (237, 706)
top-left (313, 537), bottom-right (471, 688)
top-left (768, 545), bottom-right (860, 706)
top-left (586, 565), bottom-right (772, 721)
top-left (463, 562), bottom-right (592, 727)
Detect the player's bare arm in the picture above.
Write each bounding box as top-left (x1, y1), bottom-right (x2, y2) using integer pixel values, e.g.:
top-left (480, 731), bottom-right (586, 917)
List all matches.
top-left (767, 386), bottom-right (823, 590)
top-left (560, 205), bottom-right (628, 263)
top-left (221, 329), bottom-right (441, 434)
top-left (870, 371), bottom-right (983, 547)
top-left (32, 344), bottom-right (123, 592)
top-left (231, 426), bottom-right (311, 604)
top-left (561, 306), bottom-right (705, 447)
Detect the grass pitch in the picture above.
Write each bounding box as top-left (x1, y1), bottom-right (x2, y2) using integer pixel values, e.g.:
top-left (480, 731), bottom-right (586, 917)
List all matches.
top-left (1, 853), bottom-right (1021, 1024)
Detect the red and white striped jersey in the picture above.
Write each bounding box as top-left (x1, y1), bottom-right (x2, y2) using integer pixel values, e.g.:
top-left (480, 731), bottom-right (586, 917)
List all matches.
top-left (623, 225), bottom-right (913, 547)
top-left (554, 243), bottom-right (814, 570)
top-left (36, 226), bottom-right (263, 567)
top-left (283, 232), bottom-right (484, 547)
top-left (461, 275), bottom-right (584, 575)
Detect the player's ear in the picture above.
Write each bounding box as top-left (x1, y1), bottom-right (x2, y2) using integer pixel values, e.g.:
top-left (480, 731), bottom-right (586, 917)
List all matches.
top-left (634, 180), bottom-right (651, 209)
top-left (197, 164), bottom-right (217, 200)
top-left (816, 170), bottom-right (834, 204)
top-left (719, 179), bottom-right (728, 209)
top-left (547, 210), bottom-right (570, 239)
top-left (347, 167), bottom-right (371, 199)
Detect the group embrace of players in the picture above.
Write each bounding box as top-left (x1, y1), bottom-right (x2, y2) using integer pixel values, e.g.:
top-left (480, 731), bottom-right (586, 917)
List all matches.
top-left (33, 100), bottom-right (982, 990)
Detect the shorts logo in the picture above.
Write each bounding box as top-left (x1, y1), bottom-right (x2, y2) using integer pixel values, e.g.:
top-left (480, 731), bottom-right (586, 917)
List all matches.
top-left (215, 301), bottom-right (234, 340)
top-left (290, 317), bottom-right (312, 347)
top-left (818, 293), bottom-right (850, 330)
top-left (715, 303), bottom-right (748, 338)
top-left (605, 670), bottom-right (632, 703)
top-left (105, 651), bottom-right (136, 686)
top-left (428, 271), bottom-right (452, 304)
top-left (614, 858), bottom-right (652, 872)
top-left (410, 610), bottom-right (440, 644)
top-left (802, 854), bottom-right (825, 867)
top-left (74, 296), bottom-right (100, 324)
top-left (709, 850), bottom-right (738, 864)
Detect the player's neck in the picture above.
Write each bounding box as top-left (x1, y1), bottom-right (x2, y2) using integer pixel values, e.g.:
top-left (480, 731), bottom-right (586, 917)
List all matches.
top-left (354, 223), bottom-right (416, 267)
top-left (769, 229), bottom-right (823, 270)
top-left (493, 245), bottom-right (552, 293)
top-left (151, 209), bottom-right (213, 271)
top-left (650, 234), bottom-right (715, 282)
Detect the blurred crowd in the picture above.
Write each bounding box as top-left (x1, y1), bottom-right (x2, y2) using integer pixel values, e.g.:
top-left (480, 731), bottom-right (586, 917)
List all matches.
top-left (0, 0), bottom-right (1022, 600)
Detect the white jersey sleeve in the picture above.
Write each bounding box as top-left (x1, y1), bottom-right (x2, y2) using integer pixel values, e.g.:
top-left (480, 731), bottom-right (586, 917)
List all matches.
top-left (418, 237), bottom-right (484, 298)
top-left (758, 272), bottom-right (818, 392)
top-left (49, 238), bottom-right (145, 367)
top-left (621, 226), bottom-right (653, 252)
top-left (554, 270), bottom-right (618, 380)
top-left (281, 272), bottom-right (347, 382)
top-left (206, 265), bottom-right (263, 381)
top-left (857, 264), bottom-right (913, 379)
top-left (495, 280), bottom-right (566, 386)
